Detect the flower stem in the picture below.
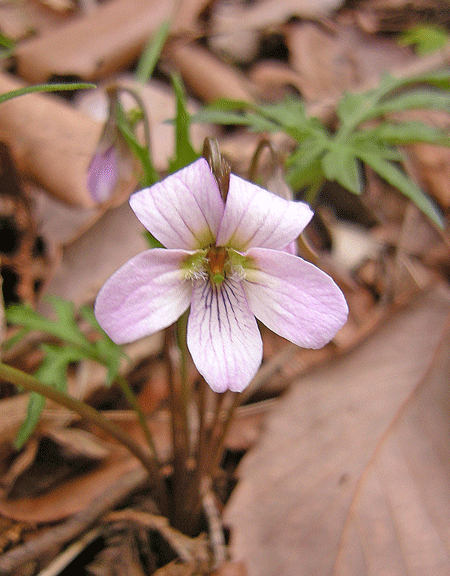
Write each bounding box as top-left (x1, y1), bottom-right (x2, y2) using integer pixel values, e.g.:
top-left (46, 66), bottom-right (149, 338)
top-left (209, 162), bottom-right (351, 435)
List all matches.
top-left (176, 311), bottom-right (191, 457)
top-left (205, 392), bottom-right (241, 476)
top-left (0, 362), bottom-right (168, 514)
top-left (164, 327), bottom-right (190, 528)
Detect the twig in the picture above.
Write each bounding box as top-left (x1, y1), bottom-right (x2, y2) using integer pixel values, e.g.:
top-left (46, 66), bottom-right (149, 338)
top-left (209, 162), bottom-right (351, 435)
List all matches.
top-left (105, 509), bottom-right (209, 564)
top-left (36, 527), bottom-right (102, 576)
top-left (201, 476), bottom-right (227, 570)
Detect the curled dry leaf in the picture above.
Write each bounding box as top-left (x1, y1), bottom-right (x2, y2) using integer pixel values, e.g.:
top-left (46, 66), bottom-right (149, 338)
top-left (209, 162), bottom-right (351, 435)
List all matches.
top-left (225, 286), bottom-right (450, 576)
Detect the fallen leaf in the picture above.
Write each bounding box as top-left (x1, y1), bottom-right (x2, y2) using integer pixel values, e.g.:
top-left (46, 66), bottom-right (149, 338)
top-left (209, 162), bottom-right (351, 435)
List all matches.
top-left (163, 40), bottom-right (254, 103)
top-left (225, 285), bottom-right (450, 576)
top-left (14, 0), bottom-right (177, 82)
top-left (0, 447), bottom-right (139, 523)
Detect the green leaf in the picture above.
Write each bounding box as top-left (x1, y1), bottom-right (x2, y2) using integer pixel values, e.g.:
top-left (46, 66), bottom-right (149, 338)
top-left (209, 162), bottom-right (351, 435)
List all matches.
top-left (321, 145), bottom-right (362, 194)
top-left (15, 345), bottom-right (87, 448)
top-left (356, 149), bottom-right (444, 228)
top-left (337, 91), bottom-right (377, 125)
top-left (192, 108), bottom-right (255, 126)
top-left (286, 136), bottom-right (328, 189)
top-left (15, 393), bottom-right (46, 449)
top-left (6, 299), bottom-right (87, 349)
top-left (168, 73), bottom-right (199, 173)
top-left (398, 25), bottom-right (448, 56)
top-left (359, 121), bottom-right (450, 146)
top-left (0, 83), bottom-right (95, 105)
top-left (135, 20), bottom-right (171, 83)
top-left (375, 90), bottom-right (450, 116)
top-left (79, 305), bottom-right (126, 384)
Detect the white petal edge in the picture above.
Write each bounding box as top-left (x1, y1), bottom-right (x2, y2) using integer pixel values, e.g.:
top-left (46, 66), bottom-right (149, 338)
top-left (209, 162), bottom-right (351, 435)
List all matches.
top-left (130, 158), bottom-right (224, 250)
top-left (187, 279), bottom-right (263, 393)
top-left (95, 249), bottom-right (193, 344)
top-left (243, 248), bottom-right (348, 348)
top-left (216, 174), bottom-right (313, 251)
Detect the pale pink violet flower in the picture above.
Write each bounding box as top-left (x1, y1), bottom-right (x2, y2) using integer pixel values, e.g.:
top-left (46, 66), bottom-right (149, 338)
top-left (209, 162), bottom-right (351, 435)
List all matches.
top-left (94, 158), bottom-right (348, 393)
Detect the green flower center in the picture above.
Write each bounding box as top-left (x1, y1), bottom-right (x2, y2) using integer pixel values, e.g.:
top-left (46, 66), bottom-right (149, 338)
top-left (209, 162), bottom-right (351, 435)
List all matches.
top-left (182, 246), bottom-right (253, 286)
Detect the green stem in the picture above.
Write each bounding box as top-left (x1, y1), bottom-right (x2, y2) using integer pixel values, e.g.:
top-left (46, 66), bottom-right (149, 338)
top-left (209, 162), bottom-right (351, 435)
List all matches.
top-left (0, 362), bottom-right (168, 514)
top-left (116, 374), bottom-right (161, 467)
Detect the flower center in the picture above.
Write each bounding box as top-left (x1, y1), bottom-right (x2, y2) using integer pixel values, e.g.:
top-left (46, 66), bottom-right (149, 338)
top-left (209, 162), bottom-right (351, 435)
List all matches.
top-left (207, 246), bottom-right (228, 285)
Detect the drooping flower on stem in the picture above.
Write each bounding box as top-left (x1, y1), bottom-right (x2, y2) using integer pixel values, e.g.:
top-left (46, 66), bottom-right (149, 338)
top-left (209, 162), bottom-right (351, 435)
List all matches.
top-left (95, 158), bottom-right (348, 393)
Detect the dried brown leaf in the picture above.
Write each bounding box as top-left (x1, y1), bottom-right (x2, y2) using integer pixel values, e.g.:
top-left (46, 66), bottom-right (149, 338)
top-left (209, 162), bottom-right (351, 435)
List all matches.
top-left (14, 0), bottom-right (177, 83)
top-left (225, 286), bottom-right (450, 576)
top-left (0, 448), bottom-right (139, 523)
top-left (163, 40), bottom-right (254, 103)
top-left (0, 73), bottom-right (103, 209)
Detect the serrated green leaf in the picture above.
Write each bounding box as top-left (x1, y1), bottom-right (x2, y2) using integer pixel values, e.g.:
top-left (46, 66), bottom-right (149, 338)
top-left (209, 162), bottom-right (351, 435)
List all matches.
top-left (356, 149), bottom-right (444, 227)
top-left (350, 138), bottom-right (405, 161)
top-left (36, 345), bottom-right (87, 391)
top-left (337, 91), bottom-right (377, 125)
top-left (15, 393), bottom-right (46, 449)
top-left (322, 146), bottom-right (362, 194)
top-left (6, 301), bottom-right (87, 348)
top-left (2, 327), bottom-right (30, 351)
top-left (254, 98), bottom-right (307, 126)
top-left (79, 305), bottom-right (126, 384)
top-left (16, 345), bottom-right (87, 448)
top-left (375, 90), bottom-right (450, 116)
top-left (286, 136), bottom-right (328, 189)
top-left (359, 121), bottom-right (450, 146)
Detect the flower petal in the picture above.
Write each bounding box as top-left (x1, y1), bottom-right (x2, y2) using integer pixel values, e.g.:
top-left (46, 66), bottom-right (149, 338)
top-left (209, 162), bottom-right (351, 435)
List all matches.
top-left (216, 174), bottom-right (313, 251)
top-left (243, 248), bottom-right (348, 348)
top-left (95, 249), bottom-right (192, 344)
top-left (87, 145), bottom-right (118, 203)
top-left (130, 158), bottom-right (224, 250)
top-left (187, 279), bottom-right (262, 393)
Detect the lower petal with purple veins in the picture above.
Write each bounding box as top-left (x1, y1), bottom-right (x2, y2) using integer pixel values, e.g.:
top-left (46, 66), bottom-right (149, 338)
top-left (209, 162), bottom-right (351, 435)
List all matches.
top-left (187, 278), bottom-right (262, 393)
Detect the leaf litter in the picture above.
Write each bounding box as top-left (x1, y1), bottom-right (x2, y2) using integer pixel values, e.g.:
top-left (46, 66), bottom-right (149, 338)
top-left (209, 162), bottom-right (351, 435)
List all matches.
top-left (1, 0), bottom-right (450, 574)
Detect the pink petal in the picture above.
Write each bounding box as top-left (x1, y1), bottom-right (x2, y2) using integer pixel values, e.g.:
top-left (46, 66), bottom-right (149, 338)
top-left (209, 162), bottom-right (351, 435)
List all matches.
top-left (95, 249), bottom-right (192, 344)
top-left (130, 158), bottom-right (224, 250)
top-left (87, 145), bottom-right (118, 203)
top-left (187, 279), bottom-right (262, 393)
top-left (216, 174), bottom-right (313, 251)
top-left (243, 248), bottom-right (348, 348)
